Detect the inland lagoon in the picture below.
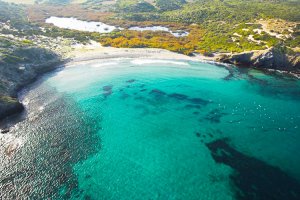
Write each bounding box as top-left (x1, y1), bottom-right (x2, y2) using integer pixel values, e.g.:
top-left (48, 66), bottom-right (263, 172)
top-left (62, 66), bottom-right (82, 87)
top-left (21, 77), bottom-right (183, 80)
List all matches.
top-left (1, 59), bottom-right (300, 199)
top-left (45, 17), bottom-right (189, 37)
top-left (45, 17), bottom-right (120, 33)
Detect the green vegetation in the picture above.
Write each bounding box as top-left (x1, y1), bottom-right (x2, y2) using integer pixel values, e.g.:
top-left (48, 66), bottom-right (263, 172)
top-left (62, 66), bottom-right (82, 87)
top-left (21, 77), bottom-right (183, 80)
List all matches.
top-left (115, 0), bottom-right (187, 13)
top-left (0, 0), bottom-right (103, 43)
top-left (155, 0), bottom-right (186, 11)
top-left (0, 1), bottom-right (30, 28)
top-left (285, 25), bottom-right (300, 49)
top-left (0, 37), bottom-right (28, 64)
top-left (160, 0), bottom-right (300, 23)
top-left (1, 0), bottom-right (300, 55)
top-left (115, 0), bottom-right (300, 23)
top-left (42, 27), bottom-right (101, 43)
top-left (101, 0), bottom-right (299, 54)
top-left (0, 95), bottom-right (18, 103)
top-left (116, 0), bottom-right (156, 12)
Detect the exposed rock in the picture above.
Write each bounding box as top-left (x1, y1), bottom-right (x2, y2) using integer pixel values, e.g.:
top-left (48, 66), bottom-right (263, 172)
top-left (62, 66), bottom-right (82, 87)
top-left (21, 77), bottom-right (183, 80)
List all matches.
top-left (218, 47), bottom-right (300, 72)
top-left (0, 97), bottom-right (24, 120)
top-left (1, 128), bottom-right (10, 134)
top-left (0, 46), bottom-right (62, 121)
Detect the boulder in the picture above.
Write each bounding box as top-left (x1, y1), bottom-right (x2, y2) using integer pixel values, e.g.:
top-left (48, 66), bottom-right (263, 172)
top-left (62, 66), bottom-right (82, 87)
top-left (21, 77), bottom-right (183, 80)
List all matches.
top-left (0, 96), bottom-right (24, 121)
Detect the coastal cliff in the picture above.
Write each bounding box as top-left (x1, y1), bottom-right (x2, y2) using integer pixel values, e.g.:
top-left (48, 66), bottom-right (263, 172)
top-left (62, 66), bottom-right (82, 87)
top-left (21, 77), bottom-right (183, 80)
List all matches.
top-left (217, 46), bottom-right (300, 72)
top-left (0, 46), bottom-right (62, 122)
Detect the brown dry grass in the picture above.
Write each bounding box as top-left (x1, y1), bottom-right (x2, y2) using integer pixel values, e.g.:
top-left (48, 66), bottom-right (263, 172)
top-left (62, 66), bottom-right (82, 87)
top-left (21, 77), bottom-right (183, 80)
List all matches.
top-left (257, 19), bottom-right (299, 34)
top-left (27, 4), bottom-right (114, 23)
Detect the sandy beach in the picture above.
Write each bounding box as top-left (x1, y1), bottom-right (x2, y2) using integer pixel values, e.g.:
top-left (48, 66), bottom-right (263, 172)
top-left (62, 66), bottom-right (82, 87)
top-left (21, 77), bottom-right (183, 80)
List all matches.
top-left (64, 42), bottom-right (300, 78)
top-left (65, 41), bottom-right (218, 65)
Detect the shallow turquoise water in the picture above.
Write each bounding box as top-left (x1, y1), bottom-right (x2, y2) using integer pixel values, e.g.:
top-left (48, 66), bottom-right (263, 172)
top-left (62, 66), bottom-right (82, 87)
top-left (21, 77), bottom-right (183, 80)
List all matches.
top-left (1, 59), bottom-right (300, 199)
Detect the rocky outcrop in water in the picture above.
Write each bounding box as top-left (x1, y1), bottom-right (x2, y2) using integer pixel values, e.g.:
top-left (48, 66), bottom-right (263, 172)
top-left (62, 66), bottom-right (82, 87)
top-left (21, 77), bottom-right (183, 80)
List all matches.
top-left (0, 96), bottom-right (24, 121)
top-left (0, 46), bottom-right (62, 121)
top-left (217, 46), bottom-right (300, 72)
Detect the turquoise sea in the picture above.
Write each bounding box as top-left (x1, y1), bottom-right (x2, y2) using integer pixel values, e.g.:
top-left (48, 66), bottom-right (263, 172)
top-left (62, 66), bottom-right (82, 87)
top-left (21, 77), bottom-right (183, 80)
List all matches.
top-left (1, 59), bottom-right (300, 199)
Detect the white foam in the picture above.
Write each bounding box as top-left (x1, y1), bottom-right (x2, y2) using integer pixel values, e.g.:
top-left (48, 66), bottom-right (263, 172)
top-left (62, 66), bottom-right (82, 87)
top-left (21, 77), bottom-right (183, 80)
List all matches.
top-left (90, 62), bottom-right (119, 68)
top-left (131, 59), bottom-right (189, 66)
top-left (0, 134), bottom-right (25, 152)
top-left (38, 106), bottom-right (45, 111)
top-left (22, 98), bottom-right (30, 106)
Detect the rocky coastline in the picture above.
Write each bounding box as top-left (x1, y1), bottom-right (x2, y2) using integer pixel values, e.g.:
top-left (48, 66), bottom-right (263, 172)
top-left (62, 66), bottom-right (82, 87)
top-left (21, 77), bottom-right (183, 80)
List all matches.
top-left (0, 47), bottom-right (63, 125)
top-left (217, 47), bottom-right (300, 74)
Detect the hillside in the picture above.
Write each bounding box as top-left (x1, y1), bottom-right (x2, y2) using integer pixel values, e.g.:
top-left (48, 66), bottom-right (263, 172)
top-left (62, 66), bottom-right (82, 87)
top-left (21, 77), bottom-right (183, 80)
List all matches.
top-left (1, 0), bottom-right (300, 56)
top-left (112, 0), bottom-right (300, 52)
top-left (0, 1), bottom-right (63, 120)
top-left (22, 0), bottom-right (299, 53)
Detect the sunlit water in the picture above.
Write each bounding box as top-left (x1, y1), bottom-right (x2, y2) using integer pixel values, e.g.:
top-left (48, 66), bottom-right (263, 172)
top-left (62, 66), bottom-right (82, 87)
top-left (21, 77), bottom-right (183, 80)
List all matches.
top-left (1, 59), bottom-right (300, 199)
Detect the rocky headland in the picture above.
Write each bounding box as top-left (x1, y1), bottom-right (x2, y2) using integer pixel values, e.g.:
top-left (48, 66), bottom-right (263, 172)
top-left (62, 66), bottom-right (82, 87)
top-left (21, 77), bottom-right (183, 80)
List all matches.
top-left (0, 46), bottom-right (62, 123)
top-left (217, 46), bottom-right (300, 73)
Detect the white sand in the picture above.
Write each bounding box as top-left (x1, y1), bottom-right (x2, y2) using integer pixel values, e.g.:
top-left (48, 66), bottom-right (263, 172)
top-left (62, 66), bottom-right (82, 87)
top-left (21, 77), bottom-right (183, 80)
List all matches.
top-left (66, 41), bottom-right (219, 66)
top-left (65, 42), bottom-right (300, 79)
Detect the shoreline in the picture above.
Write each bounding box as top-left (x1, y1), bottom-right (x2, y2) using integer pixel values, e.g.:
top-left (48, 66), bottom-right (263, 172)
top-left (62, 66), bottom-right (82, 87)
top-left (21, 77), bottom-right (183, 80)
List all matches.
top-left (64, 44), bottom-right (235, 69)
top-left (0, 45), bottom-right (299, 131)
top-left (0, 46), bottom-right (212, 131)
top-left (66, 44), bottom-right (218, 63)
top-left (0, 59), bottom-right (66, 130)
top-left (66, 45), bottom-right (300, 79)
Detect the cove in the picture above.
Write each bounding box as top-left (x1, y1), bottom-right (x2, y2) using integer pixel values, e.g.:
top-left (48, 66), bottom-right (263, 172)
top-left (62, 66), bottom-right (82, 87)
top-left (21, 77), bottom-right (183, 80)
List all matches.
top-left (0, 59), bottom-right (300, 199)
